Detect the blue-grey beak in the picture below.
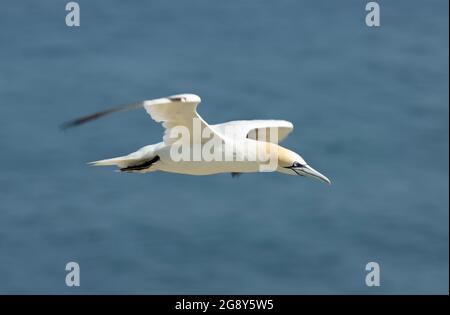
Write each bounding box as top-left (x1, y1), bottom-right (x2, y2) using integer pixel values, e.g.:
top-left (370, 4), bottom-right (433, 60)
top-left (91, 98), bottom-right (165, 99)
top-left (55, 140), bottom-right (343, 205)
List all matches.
top-left (294, 164), bottom-right (331, 185)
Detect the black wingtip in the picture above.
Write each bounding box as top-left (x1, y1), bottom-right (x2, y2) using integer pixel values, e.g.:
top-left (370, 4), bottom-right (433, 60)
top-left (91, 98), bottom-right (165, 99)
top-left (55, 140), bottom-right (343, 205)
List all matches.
top-left (60, 111), bottom-right (108, 130)
top-left (59, 119), bottom-right (82, 130)
top-left (231, 172), bottom-right (242, 178)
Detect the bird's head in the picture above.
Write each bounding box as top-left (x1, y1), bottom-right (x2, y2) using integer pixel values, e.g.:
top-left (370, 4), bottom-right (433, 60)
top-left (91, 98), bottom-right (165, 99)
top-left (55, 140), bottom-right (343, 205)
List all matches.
top-left (275, 146), bottom-right (331, 184)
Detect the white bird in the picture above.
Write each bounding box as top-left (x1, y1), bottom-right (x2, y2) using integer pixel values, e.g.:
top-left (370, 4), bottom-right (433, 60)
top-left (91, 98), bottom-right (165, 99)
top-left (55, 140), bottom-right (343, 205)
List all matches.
top-left (63, 93), bottom-right (331, 184)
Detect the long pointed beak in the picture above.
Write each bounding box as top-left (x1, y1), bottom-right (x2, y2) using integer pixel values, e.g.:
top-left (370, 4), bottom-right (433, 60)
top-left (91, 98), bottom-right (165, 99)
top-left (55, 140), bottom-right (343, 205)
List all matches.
top-left (300, 165), bottom-right (331, 185)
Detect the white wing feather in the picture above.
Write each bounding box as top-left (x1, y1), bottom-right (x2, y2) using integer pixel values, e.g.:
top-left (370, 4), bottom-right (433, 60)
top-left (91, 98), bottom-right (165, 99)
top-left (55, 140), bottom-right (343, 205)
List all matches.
top-left (143, 95), bottom-right (224, 145)
top-left (212, 120), bottom-right (294, 143)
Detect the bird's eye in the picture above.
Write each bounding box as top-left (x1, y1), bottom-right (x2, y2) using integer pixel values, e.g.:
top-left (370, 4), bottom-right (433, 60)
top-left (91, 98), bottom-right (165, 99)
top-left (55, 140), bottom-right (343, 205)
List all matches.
top-left (293, 161), bottom-right (304, 168)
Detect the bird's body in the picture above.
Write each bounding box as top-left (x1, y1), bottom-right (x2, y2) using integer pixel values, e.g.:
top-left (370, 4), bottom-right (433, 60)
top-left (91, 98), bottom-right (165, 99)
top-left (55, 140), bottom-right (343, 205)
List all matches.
top-left (64, 93), bottom-right (330, 184)
top-left (95, 139), bottom-right (278, 176)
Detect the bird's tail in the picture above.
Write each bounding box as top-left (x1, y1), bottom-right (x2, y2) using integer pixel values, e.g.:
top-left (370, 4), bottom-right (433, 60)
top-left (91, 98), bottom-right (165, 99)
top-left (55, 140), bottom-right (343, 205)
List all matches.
top-left (88, 144), bottom-right (161, 172)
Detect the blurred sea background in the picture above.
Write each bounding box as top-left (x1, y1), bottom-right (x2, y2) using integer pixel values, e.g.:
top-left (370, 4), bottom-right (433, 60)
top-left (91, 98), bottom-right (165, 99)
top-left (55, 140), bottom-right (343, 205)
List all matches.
top-left (0, 0), bottom-right (448, 294)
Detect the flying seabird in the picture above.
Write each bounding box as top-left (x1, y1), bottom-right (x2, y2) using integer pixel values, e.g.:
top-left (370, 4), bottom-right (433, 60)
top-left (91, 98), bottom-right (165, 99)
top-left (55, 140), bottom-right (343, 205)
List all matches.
top-left (62, 93), bottom-right (331, 184)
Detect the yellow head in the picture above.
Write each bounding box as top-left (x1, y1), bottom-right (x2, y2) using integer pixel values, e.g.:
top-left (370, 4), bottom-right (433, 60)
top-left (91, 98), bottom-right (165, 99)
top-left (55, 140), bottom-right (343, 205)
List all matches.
top-left (272, 144), bottom-right (331, 184)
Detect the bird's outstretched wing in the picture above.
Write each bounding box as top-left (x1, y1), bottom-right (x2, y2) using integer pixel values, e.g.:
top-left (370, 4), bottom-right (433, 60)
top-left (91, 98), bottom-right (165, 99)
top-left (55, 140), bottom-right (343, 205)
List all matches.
top-left (212, 120), bottom-right (294, 144)
top-left (143, 94), bottom-right (224, 145)
top-left (61, 93), bottom-right (225, 145)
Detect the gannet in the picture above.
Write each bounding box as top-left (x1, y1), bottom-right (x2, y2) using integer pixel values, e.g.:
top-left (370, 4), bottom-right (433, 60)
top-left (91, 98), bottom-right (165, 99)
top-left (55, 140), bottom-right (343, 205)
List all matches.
top-left (63, 93), bottom-right (331, 184)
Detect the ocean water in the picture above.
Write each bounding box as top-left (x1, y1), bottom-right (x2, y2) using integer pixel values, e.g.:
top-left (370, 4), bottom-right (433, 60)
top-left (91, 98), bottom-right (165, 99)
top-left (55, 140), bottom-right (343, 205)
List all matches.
top-left (0, 0), bottom-right (448, 294)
